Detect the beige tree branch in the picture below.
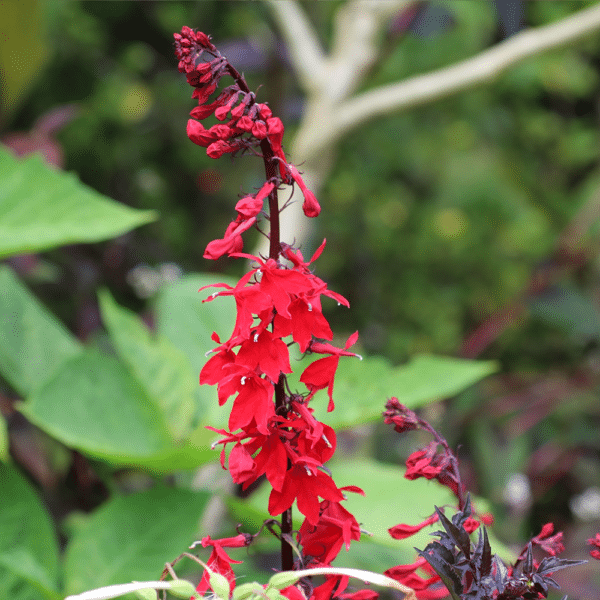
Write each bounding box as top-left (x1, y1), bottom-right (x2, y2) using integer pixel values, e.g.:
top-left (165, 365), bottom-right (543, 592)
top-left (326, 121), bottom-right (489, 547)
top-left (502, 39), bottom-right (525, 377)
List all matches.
top-left (265, 0), bottom-right (327, 94)
top-left (334, 1), bottom-right (600, 143)
top-left (260, 0), bottom-right (600, 255)
top-left (326, 0), bottom-right (413, 101)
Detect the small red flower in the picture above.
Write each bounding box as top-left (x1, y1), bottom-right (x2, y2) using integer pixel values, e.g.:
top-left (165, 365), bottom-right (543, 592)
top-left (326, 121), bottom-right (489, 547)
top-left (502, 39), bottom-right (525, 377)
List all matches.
top-left (268, 463), bottom-right (344, 525)
top-left (300, 332), bottom-right (360, 411)
top-left (193, 534), bottom-right (251, 596)
top-left (388, 513), bottom-right (439, 540)
top-left (299, 495), bottom-right (363, 564)
top-left (404, 445), bottom-right (444, 481)
top-left (383, 398), bottom-right (420, 433)
top-left (203, 217), bottom-right (256, 260)
top-left (530, 522), bottom-right (565, 556)
top-left (588, 533), bottom-right (600, 560)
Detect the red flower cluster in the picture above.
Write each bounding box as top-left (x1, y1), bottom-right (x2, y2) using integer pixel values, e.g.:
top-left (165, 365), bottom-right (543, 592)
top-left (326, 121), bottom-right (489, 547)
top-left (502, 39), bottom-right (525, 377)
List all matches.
top-left (380, 400), bottom-right (590, 600)
top-left (175, 26), bottom-right (364, 598)
top-left (174, 26), bottom-right (320, 264)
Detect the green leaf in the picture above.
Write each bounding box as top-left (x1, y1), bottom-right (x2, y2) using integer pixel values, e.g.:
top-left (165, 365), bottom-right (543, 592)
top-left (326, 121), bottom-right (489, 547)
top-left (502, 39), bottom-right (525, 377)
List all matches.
top-left (18, 348), bottom-right (171, 461)
top-left (155, 273), bottom-right (237, 425)
top-left (0, 265), bottom-right (82, 395)
top-left (99, 289), bottom-right (196, 442)
top-left (0, 463), bottom-right (60, 600)
top-left (0, 413), bottom-right (8, 462)
top-left (0, 548), bottom-right (61, 600)
top-left (18, 346), bottom-right (215, 471)
top-left (63, 486), bottom-right (210, 596)
top-left (307, 354), bottom-right (497, 430)
top-left (0, 146), bottom-right (157, 258)
top-left (156, 273), bottom-right (237, 375)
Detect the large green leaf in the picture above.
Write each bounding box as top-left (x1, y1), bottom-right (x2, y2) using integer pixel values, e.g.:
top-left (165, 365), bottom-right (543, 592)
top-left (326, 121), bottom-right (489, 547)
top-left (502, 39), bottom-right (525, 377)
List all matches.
top-left (0, 549), bottom-right (61, 600)
top-left (306, 353), bottom-right (498, 430)
top-left (0, 463), bottom-right (60, 600)
top-left (18, 348), bottom-right (171, 461)
top-left (99, 289), bottom-right (196, 442)
top-left (18, 347), bottom-right (214, 471)
top-left (155, 273), bottom-right (237, 424)
top-left (63, 486), bottom-right (211, 596)
top-left (0, 146), bottom-right (157, 258)
top-left (155, 273), bottom-right (237, 375)
top-left (0, 265), bottom-right (82, 395)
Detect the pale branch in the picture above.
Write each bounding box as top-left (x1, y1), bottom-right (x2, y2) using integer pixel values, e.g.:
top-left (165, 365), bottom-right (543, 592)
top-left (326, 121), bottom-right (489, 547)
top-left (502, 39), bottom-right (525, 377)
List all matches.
top-left (265, 0), bottom-right (327, 94)
top-left (335, 1), bottom-right (600, 140)
top-left (326, 0), bottom-right (413, 101)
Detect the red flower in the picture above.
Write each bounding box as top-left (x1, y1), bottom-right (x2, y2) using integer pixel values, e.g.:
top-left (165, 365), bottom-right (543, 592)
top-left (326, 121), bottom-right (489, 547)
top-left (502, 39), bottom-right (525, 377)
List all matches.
top-left (383, 398), bottom-right (420, 433)
top-left (235, 329), bottom-right (292, 383)
top-left (529, 522), bottom-right (564, 557)
top-left (300, 332), bottom-right (360, 411)
top-left (193, 534), bottom-right (251, 596)
top-left (268, 463), bottom-right (344, 525)
top-left (299, 490), bottom-right (363, 564)
top-left (203, 217), bottom-right (256, 260)
top-left (388, 514), bottom-right (439, 540)
top-left (286, 164), bottom-right (321, 218)
top-left (385, 558), bottom-right (442, 592)
top-left (463, 516), bottom-right (480, 534)
top-left (404, 444), bottom-right (444, 481)
top-left (273, 297), bottom-right (333, 353)
top-left (588, 533), bottom-right (600, 560)
top-left (228, 442), bottom-right (255, 484)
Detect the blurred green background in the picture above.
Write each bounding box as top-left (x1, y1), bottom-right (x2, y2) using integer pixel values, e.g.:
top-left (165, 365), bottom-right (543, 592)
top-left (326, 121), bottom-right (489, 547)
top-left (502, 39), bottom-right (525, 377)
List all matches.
top-left (3, 1), bottom-right (600, 598)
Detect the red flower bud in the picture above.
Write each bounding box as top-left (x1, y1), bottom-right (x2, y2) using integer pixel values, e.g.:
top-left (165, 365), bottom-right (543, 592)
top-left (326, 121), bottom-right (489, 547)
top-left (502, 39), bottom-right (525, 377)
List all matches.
top-left (187, 119), bottom-right (216, 147)
top-left (251, 120), bottom-right (268, 139)
top-left (302, 189), bottom-right (321, 218)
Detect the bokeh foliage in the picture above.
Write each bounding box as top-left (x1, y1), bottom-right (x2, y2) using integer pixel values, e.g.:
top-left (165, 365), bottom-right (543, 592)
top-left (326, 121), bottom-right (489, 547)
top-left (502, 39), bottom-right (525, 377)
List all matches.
top-left (2, 1), bottom-right (600, 598)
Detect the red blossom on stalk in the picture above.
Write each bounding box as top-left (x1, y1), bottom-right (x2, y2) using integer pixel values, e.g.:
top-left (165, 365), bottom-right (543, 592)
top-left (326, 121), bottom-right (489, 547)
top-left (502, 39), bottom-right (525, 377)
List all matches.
top-left (170, 27), bottom-right (595, 600)
top-left (382, 402), bottom-right (588, 600)
top-left (191, 534), bottom-right (252, 595)
top-left (388, 514), bottom-right (439, 541)
top-left (515, 522), bottom-right (565, 562)
top-left (299, 486), bottom-right (365, 565)
top-left (175, 25), bottom-right (363, 584)
top-left (588, 533), bottom-right (600, 560)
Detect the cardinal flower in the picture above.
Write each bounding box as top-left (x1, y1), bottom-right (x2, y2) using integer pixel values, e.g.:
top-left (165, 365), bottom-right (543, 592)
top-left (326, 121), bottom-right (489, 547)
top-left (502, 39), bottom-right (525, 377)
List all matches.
top-left (300, 332), bottom-right (360, 411)
top-left (268, 462), bottom-right (344, 526)
top-left (193, 534), bottom-right (252, 596)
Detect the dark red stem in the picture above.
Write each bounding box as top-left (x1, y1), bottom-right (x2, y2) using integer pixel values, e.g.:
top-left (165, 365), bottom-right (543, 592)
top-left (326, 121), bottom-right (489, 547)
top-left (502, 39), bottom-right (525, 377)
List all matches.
top-left (227, 56), bottom-right (291, 571)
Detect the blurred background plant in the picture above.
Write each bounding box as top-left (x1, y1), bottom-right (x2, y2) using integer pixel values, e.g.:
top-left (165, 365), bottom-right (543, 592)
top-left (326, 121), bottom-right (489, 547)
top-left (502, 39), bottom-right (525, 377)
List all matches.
top-left (2, 1), bottom-right (600, 598)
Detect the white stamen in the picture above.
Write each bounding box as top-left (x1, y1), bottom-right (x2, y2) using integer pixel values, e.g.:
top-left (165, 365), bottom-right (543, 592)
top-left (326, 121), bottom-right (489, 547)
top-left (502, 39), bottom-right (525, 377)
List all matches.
top-left (337, 302), bottom-right (341, 306)
top-left (211, 292), bottom-right (219, 298)
top-left (356, 353), bottom-right (363, 361)
top-left (307, 303), bottom-right (312, 312)
top-left (322, 434), bottom-right (332, 448)
top-left (254, 333), bottom-right (259, 342)
top-left (211, 441), bottom-right (219, 450)
top-left (240, 376), bottom-right (247, 385)
top-left (304, 465), bottom-right (313, 475)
